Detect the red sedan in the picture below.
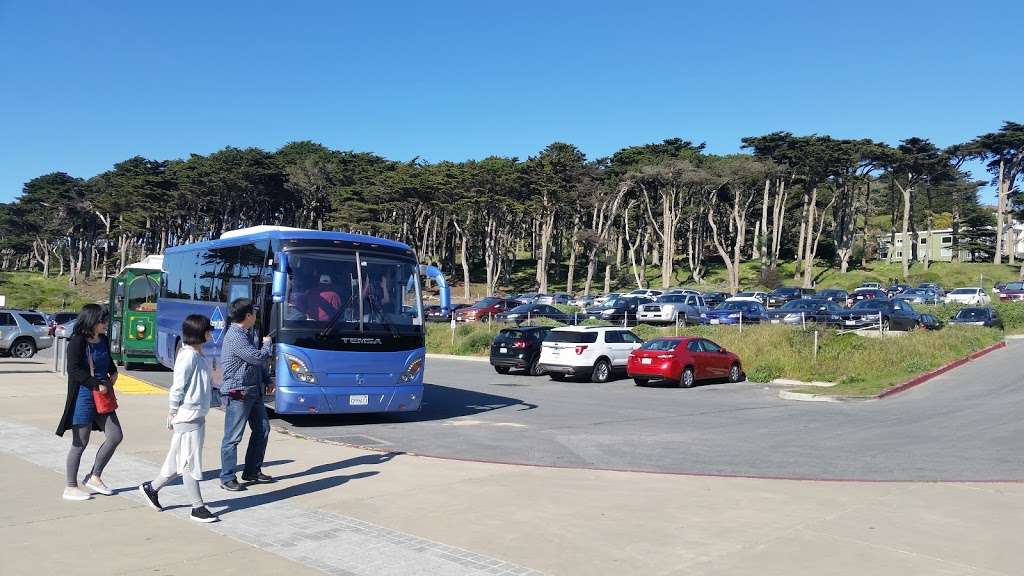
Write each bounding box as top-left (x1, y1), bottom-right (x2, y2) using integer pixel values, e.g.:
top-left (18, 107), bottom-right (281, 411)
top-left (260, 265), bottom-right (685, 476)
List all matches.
top-left (627, 337), bottom-right (743, 388)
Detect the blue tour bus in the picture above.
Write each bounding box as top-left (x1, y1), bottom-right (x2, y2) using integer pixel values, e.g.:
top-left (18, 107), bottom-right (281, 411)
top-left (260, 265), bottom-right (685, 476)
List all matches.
top-left (156, 226), bottom-right (449, 415)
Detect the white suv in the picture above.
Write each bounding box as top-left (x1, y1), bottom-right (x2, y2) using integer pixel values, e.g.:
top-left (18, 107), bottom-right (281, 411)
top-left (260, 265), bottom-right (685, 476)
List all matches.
top-left (538, 326), bottom-right (643, 383)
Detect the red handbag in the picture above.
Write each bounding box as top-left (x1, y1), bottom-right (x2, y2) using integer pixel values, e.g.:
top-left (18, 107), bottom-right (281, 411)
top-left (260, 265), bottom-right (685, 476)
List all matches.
top-left (87, 344), bottom-right (119, 414)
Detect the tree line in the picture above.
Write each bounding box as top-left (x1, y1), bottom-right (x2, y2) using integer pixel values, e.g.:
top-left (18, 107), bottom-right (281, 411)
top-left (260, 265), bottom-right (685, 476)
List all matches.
top-left (2, 122), bottom-right (1022, 296)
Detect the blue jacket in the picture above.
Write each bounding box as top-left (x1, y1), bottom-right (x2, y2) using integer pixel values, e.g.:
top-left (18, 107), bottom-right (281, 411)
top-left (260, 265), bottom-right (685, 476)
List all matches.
top-left (219, 324), bottom-right (272, 396)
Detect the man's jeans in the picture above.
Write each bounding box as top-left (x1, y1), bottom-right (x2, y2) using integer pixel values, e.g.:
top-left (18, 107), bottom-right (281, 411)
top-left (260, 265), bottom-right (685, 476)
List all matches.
top-left (219, 394), bottom-right (270, 484)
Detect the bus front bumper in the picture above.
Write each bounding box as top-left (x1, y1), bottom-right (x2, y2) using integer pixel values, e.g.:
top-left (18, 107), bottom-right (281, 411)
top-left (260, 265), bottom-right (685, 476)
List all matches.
top-left (273, 384), bottom-right (423, 415)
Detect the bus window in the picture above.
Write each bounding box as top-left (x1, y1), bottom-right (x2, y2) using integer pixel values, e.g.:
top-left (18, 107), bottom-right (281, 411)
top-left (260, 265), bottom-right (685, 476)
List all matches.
top-left (128, 276), bottom-right (160, 312)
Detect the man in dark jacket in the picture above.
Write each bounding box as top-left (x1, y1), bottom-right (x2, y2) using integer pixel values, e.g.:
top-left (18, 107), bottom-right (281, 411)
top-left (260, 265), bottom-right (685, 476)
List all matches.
top-left (218, 298), bottom-right (273, 491)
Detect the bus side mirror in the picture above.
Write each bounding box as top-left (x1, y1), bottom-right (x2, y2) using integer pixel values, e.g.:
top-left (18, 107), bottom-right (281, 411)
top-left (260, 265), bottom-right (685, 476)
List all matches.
top-left (272, 253), bottom-right (288, 303)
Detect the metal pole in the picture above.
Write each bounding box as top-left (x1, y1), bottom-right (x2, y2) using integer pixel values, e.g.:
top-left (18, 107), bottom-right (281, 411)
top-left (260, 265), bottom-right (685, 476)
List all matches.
top-left (674, 310), bottom-right (679, 336)
top-left (450, 317), bottom-right (455, 348)
top-left (813, 330), bottom-right (818, 364)
top-left (802, 312), bottom-right (806, 330)
top-left (739, 311), bottom-right (743, 334)
top-left (53, 337), bottom-right (59, 372)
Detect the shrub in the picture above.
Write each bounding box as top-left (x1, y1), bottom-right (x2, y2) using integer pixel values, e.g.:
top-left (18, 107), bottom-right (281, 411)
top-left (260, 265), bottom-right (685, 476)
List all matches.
top-left (747, 362), bottom-right (784, 383)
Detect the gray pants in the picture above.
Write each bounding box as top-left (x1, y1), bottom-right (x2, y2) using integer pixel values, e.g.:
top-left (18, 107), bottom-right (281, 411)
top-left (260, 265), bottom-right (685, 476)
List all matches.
top-left (151, 470), bottom-right (204, 509)
top-left (66, 412), bottom-right (123, 487)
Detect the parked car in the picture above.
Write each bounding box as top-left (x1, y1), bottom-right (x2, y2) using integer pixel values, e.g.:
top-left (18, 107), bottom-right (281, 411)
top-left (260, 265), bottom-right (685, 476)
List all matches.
top-left (636, 293), bottom-right (707, 325)
top-left (425, 303), bottom-right (470, 322)
top-left (894, 288), bottom-right (941, 305)
top-left (454, 297), bottom-right (521, 322)
top-left (55, 319), bottom-right (77, 339)
top-left (584, 296), bottom-right (654, 324)
top-left (762, 299), bottom-right (845, 326)
top-left (626, 289), bottom-right (664, 299)
top-left (701, 292), bottom-right (730, 308)
top-left (496, 304), bottom-right (574, 325)
top-left (945, 287), bottom-right (991, 305)
top-left (996, 282), bottom-right (1024, 302)
top-left (490, 326), bottom-right (553, 376)
top-left (993, 282), bottom-right (1007, 295)
top-left (851, 288), bottom-right (888, 303)
top-left (766, 286), bottom-right (816, 308)
top-left (537, 326), bottom-right (644, 382)
top-left (701, 300), bottom-right (767, 325)
top-left (948, 307), bottom-right (1002, 329)
top-left (512, 293), bottom-right (541, 305)
top-left (536, 292), bottom-right (571, 306)
top-left (886, 283), bottom-right (911, 298)
top-left (917, 283), bottom-right (945, 298)
top-left (0, 309), bottom-right (54, 358)
top-left (859, 282), bottom-right (882, 290)
top-left (569, 294), bottom-right (596, 308)
top-left (919, 313), bottom-right (945, 330)
top-left (838, 299), bottom-right (921, 331)
top-left (816, 289), bottom-right (850, 307)
top-left (627, 337), bottom-right (743, 388)
top-left (48, 311), bottom-right (78, 336)
top-left (665, 288), bottom-right (701, 296)
top-left (733, 291), bottom-right (769, 305)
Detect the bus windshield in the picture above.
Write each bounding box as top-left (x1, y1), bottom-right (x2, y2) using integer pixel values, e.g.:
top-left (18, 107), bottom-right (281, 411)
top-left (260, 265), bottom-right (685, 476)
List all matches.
top-left (283, 251), bottom-right (423, 334)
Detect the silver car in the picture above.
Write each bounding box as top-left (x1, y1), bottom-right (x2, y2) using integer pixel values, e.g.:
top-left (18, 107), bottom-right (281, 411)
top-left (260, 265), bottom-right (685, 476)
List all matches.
top-left (636, 294), bottom-right (707, 325)
top-left (536, 292), bottom-right (571, 306)
top-left (0, 309), bottom-right (54, 358)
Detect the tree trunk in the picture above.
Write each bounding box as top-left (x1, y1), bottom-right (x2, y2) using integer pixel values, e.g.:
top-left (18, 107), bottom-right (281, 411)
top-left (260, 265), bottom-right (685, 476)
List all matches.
top-left (899, 178), bottom-right (913, 279)
top-left (758, 178), bottom-right (770, 270)
top-left (536, 208), bottom-right (556, 294)
top-left (994, 160), bottom-right (1005, 265)
top-left (771, 179), bottom-right (788, 269)
top-left (793, 191), bottom-right (809, 280)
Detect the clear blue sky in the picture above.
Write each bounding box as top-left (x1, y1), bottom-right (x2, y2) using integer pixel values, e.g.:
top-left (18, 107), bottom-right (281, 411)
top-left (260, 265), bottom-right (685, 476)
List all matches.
top-left (2, 0), bottom-right (1021, 203)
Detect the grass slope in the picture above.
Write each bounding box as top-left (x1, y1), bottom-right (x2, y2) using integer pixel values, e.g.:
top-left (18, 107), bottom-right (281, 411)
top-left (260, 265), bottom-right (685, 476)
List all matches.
top-left (0, 272), bottom-right (107, 311)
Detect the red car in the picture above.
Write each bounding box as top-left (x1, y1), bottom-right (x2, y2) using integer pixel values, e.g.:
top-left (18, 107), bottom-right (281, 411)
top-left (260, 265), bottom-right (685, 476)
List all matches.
top-left (627, 336), bottom-right (743, 388)
top-left (453, 297), bottom-right (521, 322)
top-left (998, 281), bottom-right (1024, 302)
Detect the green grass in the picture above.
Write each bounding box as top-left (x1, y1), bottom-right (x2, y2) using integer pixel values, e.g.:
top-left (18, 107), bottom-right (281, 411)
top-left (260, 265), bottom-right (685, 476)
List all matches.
top-left (426, 321), bottom-right (1002, 397)
top-left (0, 271), bottom-right (106, 311)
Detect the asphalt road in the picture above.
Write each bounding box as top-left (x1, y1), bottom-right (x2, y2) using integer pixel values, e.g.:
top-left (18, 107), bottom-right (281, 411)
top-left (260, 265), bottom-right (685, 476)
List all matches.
top-left (66, 340), bottom-right (1024, 481)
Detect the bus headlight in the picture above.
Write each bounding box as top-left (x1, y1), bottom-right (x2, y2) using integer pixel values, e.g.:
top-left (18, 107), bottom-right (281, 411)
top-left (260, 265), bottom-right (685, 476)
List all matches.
top-left (399, 357), bottom-right (424, 383)
top-left (285, 354), bottom-right (316, 383)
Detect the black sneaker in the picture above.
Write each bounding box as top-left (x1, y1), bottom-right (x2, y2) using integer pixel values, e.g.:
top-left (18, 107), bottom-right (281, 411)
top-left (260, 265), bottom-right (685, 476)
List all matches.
top-left (139, 482), bottom-right (162, 511)
top-left (241, 472), bottom-right (275, 484)
top-left (190, 506), bottom-right (219, 523)
top-left (220, 479), bottom-right (246, 492)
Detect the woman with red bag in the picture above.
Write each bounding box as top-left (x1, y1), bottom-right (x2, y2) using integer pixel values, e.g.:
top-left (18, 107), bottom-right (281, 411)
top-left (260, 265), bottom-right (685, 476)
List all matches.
top-left (56, 304), bottom-right (123, 501)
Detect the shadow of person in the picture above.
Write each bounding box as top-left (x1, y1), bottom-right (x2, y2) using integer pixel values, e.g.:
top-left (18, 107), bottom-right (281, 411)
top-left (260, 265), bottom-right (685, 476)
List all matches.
top-left (272, 452), bottom-right (401, 482)
top-left (208, 470), bottom-right (379, 516)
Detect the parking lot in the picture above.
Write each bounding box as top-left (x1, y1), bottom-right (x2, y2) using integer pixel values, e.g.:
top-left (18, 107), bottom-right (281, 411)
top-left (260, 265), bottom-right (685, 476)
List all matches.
top-left (109, 341), bottom-right (1024, 482)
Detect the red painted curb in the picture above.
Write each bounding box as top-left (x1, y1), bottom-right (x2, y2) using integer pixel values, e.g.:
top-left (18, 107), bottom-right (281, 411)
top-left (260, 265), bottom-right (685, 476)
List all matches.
top-left (875, 340), bottom-right (1007, 400)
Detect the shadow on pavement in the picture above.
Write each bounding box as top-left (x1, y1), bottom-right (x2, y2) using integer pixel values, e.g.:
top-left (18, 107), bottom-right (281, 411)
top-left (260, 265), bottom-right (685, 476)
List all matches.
top-left (208, 470), bottom-right (380, 515)
top-left (274, 383), bottom-right (536, 427)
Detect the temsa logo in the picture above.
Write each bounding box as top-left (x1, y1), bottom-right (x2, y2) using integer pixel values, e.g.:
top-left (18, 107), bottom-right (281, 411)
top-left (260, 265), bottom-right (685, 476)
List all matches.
top-left (339, 337), bottom-right (383, 345)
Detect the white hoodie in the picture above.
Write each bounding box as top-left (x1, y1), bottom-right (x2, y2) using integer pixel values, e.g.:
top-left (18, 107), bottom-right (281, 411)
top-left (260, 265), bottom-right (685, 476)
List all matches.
top-left (169, 346), bottom-right (213, 420)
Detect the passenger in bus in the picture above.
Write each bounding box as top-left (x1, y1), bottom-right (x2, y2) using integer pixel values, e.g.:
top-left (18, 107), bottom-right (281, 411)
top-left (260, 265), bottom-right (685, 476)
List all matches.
top-left (361, 267), bottom-right (395, 323)
top-left (288, 267), bottom-right (342, 322)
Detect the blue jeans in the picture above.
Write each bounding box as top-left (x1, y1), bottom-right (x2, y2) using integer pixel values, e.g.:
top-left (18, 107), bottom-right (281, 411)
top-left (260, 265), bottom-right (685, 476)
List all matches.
top-left (219, 395), bottom-right (270, 484)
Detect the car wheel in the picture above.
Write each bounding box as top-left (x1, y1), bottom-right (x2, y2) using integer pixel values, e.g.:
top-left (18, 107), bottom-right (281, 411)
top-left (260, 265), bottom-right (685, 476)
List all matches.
top-left (591, 359), bottom-right (611, 383)
top-left (728, 363), bottom-right (742, 383)
top-left (529, 357), bottom-right (545, 376)
top-left (10, 338), bottom-right (36, 359)
top-left (679, 367), bottom-right (695, 388)
top-left (881, 318), bottom-right (890, 332)
top-left (494, 366), bottom-right (511, 375)
top-left (633, 377), bottom-right (649, 386)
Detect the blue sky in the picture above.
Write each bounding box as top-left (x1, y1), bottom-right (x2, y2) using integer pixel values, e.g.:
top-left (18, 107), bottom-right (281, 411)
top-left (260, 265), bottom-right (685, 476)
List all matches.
top-left (1, 0), bottom-right (1020, 202)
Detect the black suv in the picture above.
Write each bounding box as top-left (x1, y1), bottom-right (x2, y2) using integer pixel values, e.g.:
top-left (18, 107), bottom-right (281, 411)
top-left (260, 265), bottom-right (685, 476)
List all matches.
top-left (490, 326), bottom-right (553, 376)
top-left (766, 287), bottom-right (815, 308)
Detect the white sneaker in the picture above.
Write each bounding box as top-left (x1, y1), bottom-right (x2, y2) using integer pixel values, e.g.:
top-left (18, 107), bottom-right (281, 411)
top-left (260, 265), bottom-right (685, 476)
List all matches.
top-left (83, 475), bottom-right (114, 496)
top-left (63, 486), bottom-right (92, 501)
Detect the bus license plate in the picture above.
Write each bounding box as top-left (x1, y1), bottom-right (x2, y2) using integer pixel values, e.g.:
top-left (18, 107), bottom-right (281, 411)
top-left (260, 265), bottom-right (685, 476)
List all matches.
top-left (350, 395), bottom-right (369, 406)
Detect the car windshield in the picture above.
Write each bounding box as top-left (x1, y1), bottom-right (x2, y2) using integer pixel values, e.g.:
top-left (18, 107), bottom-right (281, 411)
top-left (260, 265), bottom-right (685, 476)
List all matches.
top-left (716, 301), bottom-right (754, 312)
top-left (469, 297), bottom-right (502, 309)
top-left (950, 288), bottom-right (978, 295)
top-left (1004, 282), bottom-right (1024, 291)
top-left (954, 308), bottom-right (988, 320)
top-left (772, 288), bottom-right (800, 296)
top-left (852, 300), bottom-right (885, 310)
top-left (507, 304), bottom-right (536, 313)
top-left (494, 329), bottom-right (526, 343)
top-left (735, 292), bottom-right (757, 298)
top-left (283, 251), bottom-right (422, 334)
top-left (640, 339), bottom-right (680, 351)
top-left (780, 300), bottom-right (818, 310)
top-left (903, 289), bottom-right (929, 296)
top-left (656, 295), bottom-right (686, 303)
top-left (819, 290), bottom-right (844, 297)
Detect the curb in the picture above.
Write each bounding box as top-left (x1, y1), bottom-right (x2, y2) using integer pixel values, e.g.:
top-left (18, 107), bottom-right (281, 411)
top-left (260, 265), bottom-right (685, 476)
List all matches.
top-left (876, 340), bottom-right (1007, 399)
top-left (770, 378), bottom-right (837, 388)
top-left (426, 353), bottom-right (490, 363)
top-left (778, 340), bottom-right (1008, 403)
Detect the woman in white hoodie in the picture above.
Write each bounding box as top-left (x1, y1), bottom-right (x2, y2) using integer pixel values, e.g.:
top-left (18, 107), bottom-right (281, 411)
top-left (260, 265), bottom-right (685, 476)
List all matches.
top-left (139, 314), bottom-right (218, 523)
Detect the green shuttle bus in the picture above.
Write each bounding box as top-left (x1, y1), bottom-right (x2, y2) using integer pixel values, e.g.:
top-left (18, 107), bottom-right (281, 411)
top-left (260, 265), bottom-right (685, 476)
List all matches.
top-left (109, 255), bottom-right (163, 367)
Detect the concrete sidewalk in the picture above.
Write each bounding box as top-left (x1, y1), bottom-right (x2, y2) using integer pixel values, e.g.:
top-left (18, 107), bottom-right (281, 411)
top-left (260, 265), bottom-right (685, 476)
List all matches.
top-left (1, 356), bottom-right (1021, 576)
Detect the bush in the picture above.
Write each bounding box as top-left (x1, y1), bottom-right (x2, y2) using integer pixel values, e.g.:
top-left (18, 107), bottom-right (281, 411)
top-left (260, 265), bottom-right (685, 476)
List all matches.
top-left (747, 362), bottom-right (784, 383)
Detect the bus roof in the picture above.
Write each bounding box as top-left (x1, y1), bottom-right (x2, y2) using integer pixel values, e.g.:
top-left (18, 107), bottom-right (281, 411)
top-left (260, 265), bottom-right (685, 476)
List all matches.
top-left (119, 254), bottom-right (164, 273)
top-left (165, 226), bottom-right (412, 254)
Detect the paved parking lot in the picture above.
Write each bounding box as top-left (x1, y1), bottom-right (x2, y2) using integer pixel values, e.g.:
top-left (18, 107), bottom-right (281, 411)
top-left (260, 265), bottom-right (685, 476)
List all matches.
top-left (110, 340), bottom-right (1024, 482)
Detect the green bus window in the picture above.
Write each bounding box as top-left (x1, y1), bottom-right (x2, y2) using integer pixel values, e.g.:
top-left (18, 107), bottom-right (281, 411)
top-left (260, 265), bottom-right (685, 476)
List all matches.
top-left (128, 276), bottom-right (160, 312)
